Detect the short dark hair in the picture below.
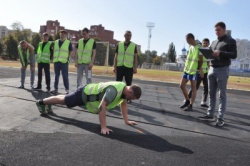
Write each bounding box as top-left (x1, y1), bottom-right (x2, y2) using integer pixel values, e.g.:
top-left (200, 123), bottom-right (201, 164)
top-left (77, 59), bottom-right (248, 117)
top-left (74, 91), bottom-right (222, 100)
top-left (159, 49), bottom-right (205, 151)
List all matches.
top-left (82, 28), bottom-right (89, 33)
top-left (131, 84), bottom-right (142, 99)
top-left (43, 32), bottom-right (49, 36)
top-left (202, 38), bottom-right (210, 43)
top-left (186, 33), bottom-right (195, 40)
top-left (215, 22), bottom-right (226, 29)
top-left (125, 30), bottom-right (132, 35)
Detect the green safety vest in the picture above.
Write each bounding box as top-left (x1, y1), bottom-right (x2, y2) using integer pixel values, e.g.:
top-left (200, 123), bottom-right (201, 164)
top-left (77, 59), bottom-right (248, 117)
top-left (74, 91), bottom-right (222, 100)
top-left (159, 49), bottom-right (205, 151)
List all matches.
top-left (77, 38), bottom-right (94, 64)
top-left (37, 42), bottom-right (51, 64)
top-left (201, 56), bottom-right (208, 74)
top-left (184, 44), bottom-right (201, 75)
top-left (53, 39), bottom-right (70, 63)
top-left (83, 82), bottom-right (126, 114)
top-left (18, 44), bottom-right (31, 66)
top-left (117, 42), bottom-right (136, 68)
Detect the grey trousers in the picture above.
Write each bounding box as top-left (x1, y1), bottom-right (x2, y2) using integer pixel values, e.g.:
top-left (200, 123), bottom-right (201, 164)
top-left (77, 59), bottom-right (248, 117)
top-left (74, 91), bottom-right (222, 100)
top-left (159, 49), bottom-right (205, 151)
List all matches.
top-left (77, 64), bottom-right (92, 88)
top-left (207, 66), bottom-right (229, 119)
top-left (21, 65), bottom-right (35, 86)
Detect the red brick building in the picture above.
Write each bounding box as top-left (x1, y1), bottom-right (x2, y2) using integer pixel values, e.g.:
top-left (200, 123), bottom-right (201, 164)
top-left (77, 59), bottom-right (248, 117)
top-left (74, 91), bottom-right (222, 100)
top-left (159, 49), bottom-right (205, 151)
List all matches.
top-left (39, 21), bottom-right (119, 46)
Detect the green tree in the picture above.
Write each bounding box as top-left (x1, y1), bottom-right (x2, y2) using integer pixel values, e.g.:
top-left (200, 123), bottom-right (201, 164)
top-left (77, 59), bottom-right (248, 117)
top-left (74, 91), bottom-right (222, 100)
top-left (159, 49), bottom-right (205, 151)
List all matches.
top-left (54, 32), bottom-right (60, 40)
top-left (11, 21), bottom-right (31, 42)
top-left (153, 56), bottom-right (162, 65)
top-left (4, 34), bottom-right (18, 60)
top-left (95, 42), bottom-right (107, 65)
top-left (108, 46), bottom-right (116, 66)
top-left (150, 50), bottom-right (157, 58)
top-left (31, 33), bottom-right (41, 54)
top-left (0, 42), bottom-right (3, 55)
top-left (166, 42), bottom-right (176, 62)
top-left (138, 52), bottom-right (147, 66)
top-left (48, 35), bottom-right (54, 41)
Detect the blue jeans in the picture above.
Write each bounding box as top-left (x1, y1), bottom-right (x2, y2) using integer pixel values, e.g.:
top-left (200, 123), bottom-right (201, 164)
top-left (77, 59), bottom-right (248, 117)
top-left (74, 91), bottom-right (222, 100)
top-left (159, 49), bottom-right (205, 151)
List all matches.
top-left (207, 66), bottom-right (229, 119)
top-left (54, 62), bottom-right (69, 90)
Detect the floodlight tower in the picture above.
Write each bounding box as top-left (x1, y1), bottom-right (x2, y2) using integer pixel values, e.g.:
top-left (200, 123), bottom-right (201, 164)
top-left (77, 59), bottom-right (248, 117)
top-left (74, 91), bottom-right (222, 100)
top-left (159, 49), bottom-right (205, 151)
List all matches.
top-left (146, 22), bottom-right (155, 62)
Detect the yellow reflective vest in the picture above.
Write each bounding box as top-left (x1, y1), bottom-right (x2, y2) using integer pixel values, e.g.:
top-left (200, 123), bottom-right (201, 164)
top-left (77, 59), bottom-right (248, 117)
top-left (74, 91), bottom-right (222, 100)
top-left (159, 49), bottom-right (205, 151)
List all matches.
top-left (117, 42), bottom-right (136, 68)
top-left (37, 42), bottom-right (51, 64)
top-left (77, 38), bottom-right (95, 64)
top-left (18, 44), bottom-right (33, 66)
top-left (53, 39), bottom-right (70, 63)
top-left (83, 82), bottom-right (126, 114)
top-left (184, 44), bottom-right (201, 75)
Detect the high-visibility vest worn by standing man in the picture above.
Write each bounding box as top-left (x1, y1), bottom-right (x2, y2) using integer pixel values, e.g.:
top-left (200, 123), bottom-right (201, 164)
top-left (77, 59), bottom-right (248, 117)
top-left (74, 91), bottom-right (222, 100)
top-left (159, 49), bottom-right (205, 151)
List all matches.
top-left (83, 82), bottom-right (126, 114)
top-left (184, 44), bottom-right (201, 75)
top-left (77, 38), bottom-right (95, 64)
top-left (53, 39), bottom-right (70, 63)
top-left (117, 42), bottom-right (136, 68)
top-left (37, 42), bottom-right (51, 64)
top-left (201, 56), bottom-right (209, 74)
top-left (18, 44), bottom-right (33, 66)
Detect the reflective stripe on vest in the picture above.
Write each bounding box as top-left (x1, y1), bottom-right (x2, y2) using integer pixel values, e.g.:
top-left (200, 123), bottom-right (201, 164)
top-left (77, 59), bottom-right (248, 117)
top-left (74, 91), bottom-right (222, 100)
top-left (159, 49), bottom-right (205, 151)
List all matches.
top-left (117, 42), bottom-right (136, 68)
top-left (83, 82), bottom-right (126, 114)
top-left (37, 42), bottom-right (51, 64)
top-left (18, 45), bottom-right (30, 66)
top-left (77, 38), bottom-right (94, 64)
top-left (184, 44), bottom-right (200, 75)
top-left (53, 39), bottom-right (70, 63)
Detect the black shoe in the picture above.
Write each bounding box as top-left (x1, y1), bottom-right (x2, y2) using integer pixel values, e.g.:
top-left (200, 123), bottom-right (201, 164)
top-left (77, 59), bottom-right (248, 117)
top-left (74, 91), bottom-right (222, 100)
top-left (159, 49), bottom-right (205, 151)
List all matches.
top-left (127, 99), bottom-right (132, 104)
top-left (180, 100), bottom-right (190, 108)
top-left (50, 89), bottom-right (58, 95)
top-left (34, 87), bottom-right (42, 90)
top-left (216, 118), bottom-right (224, 127)
top-left (198, 114), bottom-right (215, 121)
top-left (18, 85), bottom-right (25, 89)
top-left (201, 103), bottom-right (209, 108)
top-left (183, 104), bottom-right (192, 111)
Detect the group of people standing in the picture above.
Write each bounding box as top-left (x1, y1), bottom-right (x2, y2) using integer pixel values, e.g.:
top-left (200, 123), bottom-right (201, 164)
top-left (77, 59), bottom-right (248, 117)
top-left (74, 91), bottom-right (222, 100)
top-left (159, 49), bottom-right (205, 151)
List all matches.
top-left (179, 22), bottom-right (237, 127)
top-left (17, 29), bottom-right (138, 97)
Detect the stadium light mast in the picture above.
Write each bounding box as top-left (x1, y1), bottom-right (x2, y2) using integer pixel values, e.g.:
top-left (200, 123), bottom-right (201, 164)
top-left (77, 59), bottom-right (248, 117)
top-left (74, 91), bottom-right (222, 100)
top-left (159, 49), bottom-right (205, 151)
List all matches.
top-left (146, 22), bottom-right (155, 62)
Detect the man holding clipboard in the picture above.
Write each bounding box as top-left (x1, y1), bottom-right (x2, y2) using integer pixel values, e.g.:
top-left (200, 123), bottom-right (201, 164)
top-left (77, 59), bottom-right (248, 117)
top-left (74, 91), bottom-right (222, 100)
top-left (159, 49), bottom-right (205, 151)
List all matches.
top-left (198, 22), bottom-right (237, 127)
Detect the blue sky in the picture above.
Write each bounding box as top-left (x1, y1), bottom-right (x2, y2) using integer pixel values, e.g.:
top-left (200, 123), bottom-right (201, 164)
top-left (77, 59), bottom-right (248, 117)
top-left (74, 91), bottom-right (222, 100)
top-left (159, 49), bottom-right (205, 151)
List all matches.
top-left (1, 0), bottom-right (250, 55)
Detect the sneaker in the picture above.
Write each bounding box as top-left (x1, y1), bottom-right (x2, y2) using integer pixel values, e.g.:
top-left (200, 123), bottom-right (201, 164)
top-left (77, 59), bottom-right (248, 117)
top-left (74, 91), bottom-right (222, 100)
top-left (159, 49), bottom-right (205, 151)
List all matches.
top-left (18, 85), bottom-right (25, 89)
top-left (183, 104), bottom-right (192, 111)
top-left (34, 87), bottom-right (42, 90)
top-left (216, 118), bottom-right (224, 127)
top-left (31, 85), bottom-right (35, 89)
top-left (180, 100), bottom-right (190, 109)
top-left (198, 114), bottom-right (215, 121)
top-left (46, 105), bottom-right (53, 114)
top-left (201, 103), bottom-right (209, 108)
top-left (46, 89), bottom-right (50, 93)
top-left (36, 101), bottom-right (47, 114)
top-left (65, 90), bottom-right (69, 94)
top-left (50, 89), bottom-right (58, 95)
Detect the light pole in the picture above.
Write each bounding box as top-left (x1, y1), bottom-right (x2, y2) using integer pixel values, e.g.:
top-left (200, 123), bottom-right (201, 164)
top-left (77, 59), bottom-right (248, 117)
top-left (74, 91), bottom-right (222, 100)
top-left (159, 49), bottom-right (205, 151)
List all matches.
top-left (146, 22), bottom-right (155, 63)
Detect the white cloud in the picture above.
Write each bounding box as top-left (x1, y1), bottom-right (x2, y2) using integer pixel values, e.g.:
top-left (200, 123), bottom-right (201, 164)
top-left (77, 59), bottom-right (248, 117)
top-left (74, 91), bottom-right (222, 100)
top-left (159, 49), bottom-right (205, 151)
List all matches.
top-left (211, 0), bottom-right (229, 5)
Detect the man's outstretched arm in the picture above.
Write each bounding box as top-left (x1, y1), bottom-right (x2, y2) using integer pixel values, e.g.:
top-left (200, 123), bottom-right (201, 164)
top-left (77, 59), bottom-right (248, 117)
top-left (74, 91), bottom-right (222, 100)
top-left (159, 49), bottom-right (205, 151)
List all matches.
top-left (98, 97), bottom-right (113, 134)
top-left (120, 100), bottom-right (137, 125)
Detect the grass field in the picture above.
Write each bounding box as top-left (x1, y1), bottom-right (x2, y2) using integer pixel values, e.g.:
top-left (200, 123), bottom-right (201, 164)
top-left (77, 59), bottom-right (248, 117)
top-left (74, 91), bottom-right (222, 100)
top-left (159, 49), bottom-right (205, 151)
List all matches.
top-left (0, 60), bottom-right (249, 91)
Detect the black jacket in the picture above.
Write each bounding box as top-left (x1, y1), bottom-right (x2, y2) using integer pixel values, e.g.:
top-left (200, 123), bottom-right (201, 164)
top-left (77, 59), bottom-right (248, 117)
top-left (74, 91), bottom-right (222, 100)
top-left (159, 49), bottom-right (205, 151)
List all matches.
top-left (210, 35), bottom-right (237, 67)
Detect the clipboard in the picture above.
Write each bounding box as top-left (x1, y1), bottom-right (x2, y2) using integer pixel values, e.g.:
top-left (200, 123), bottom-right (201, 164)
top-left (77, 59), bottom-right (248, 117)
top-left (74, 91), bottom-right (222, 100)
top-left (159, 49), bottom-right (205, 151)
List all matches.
top-left (199, 47), bottom-right (215, 60)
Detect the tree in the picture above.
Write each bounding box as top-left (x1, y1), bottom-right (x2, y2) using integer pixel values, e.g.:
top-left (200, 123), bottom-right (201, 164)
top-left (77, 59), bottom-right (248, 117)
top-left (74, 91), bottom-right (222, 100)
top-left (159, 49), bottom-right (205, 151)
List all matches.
top-left (4, 34), bottom-right (18, 60)
top-left (150, 50), bottom-right (157, 58)
top-left (153, 56), bottom-right (162, 65)
top-left (0, 42), bottom-right (3, 55)
top-left (11, 21), bottom-right (31, 42)
top-left (54, 32), bottom-right (60, 40)
top-left (166, 42), bottom-right (176, 62)
top-left (161, 52), bottom-right (167, 63)
top-left (31, 33), bottom-right (41, 54)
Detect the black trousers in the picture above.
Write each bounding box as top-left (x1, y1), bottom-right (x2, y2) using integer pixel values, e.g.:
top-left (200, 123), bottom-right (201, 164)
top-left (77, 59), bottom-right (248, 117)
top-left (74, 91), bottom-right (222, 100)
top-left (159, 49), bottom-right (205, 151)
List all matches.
top-left (37, 63), bottom-right (51, 90)
top-left (116, 66), bottom-right (134, 86)
top-left (188, 73), bottom-right (208, 103)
